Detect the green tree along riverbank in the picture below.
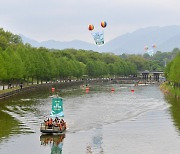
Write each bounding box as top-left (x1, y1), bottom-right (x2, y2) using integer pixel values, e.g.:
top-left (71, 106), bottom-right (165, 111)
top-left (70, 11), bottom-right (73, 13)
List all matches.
top-left (121, 48), bottom-right (179, 71)
top-left (0, 28), bottom-right (137, 89)
top-left (161, 53), bottom-right (180, 100)
top-left (0, 28), bottom-right (179, 90)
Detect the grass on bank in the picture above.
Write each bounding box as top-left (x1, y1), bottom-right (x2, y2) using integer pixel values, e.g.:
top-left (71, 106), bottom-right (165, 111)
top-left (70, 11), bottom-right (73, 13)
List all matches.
top-left (0, 84), bottom-right (36, 95)
top-left (160, 82), bottom-right (180, 100)
top-left (0, 87), bottom-right (21, 94)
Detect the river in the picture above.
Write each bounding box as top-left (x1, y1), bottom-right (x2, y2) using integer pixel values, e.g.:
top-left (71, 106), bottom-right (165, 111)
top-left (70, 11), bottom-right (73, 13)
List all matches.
top-left (0, 83), bottom-right (180, 154)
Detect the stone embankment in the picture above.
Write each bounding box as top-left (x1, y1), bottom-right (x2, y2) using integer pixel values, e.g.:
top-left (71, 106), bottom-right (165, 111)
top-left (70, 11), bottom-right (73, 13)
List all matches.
top-left (0, 81), bottom-right (83, 100)
top-left (0, 76), bottom-right (163, 100)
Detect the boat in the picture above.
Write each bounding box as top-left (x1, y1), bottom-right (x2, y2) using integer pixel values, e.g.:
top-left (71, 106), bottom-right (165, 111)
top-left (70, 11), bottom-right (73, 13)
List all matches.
top-left (40, 96), bottom-right (67, 134)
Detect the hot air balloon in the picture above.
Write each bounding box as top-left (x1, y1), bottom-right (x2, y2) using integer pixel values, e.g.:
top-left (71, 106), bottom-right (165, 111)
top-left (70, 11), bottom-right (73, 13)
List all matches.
top-left (88, 24), bottom-right (94, 31)
top-left (101, 21), bottom-right (107, 28)
top-left (144, 46), bottom-right (148, 51)
top-left (152, 44), bottom-right (156, 48)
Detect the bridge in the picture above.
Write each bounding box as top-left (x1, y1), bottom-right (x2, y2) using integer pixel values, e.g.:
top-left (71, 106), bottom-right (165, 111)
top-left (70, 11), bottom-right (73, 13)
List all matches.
top-left (141, 70), bottom-right (164, 81)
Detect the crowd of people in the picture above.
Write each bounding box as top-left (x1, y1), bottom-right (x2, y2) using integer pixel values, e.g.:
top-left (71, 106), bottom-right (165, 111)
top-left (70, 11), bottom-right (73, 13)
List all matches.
top-left (44, 117), bottom-right (66, 130)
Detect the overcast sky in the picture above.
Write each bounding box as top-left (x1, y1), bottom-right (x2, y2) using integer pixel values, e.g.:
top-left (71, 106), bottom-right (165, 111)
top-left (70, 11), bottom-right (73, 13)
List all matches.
top-left (0, 0), bottom-right (180, 43)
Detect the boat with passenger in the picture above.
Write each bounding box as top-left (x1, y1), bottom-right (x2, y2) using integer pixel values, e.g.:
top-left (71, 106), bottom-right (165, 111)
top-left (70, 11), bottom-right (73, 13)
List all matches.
top-left (40, 96), bottom-right (67, 134)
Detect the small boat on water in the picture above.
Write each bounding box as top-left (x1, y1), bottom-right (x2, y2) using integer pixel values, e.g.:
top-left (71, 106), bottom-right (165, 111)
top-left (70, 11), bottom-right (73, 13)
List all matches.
top-left (40, 96), bottom-right (67, 134)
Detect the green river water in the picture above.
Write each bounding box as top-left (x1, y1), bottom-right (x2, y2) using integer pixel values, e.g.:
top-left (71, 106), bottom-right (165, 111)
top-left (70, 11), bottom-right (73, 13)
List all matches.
top-left (0, 83), bottom-right (180, 154)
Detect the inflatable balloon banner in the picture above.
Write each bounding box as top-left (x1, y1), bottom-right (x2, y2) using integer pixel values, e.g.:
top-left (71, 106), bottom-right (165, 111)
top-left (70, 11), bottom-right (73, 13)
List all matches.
top-left (144, 44), bottom-right (157, 56)
top-left (88, 21), bottom-right (107, 45)
top-left (91, 31), bottom-right (104, 45)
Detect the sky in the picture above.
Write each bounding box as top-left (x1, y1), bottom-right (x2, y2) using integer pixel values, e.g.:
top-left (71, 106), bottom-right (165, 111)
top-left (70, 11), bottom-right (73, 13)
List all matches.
top-left (0, 0), bottom-right (180, 43)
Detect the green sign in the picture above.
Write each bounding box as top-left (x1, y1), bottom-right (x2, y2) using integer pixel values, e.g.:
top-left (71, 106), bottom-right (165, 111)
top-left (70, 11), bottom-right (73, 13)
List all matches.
top-left (52, 98), bottom-right (63, 115)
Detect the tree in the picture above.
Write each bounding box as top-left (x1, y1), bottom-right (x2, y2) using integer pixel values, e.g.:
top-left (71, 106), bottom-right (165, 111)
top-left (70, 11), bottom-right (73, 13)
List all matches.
top-left (169, 53), bottom-right (180, 84)
top-left (0, 51), bottom-right (7, 82)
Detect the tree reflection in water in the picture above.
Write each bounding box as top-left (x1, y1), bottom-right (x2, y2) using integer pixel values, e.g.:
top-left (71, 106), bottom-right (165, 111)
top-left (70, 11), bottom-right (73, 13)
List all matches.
top-left (167, 96), bottom-right (180, 134)
top-left (40, 134), bottom-right (65, 154)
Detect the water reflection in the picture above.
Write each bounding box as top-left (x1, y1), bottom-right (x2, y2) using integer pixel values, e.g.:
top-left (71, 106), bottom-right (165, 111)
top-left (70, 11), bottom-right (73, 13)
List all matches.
top-left (40, 134), bottom-right (65, 154)
top-left (0, 85), bottom-right (85, 142)
top-left (167, 96), bottom-right (180, 134)
top-left (0, 110), bottom-right (20, 141)
top-left (86, 129), bottom-right (104, 154)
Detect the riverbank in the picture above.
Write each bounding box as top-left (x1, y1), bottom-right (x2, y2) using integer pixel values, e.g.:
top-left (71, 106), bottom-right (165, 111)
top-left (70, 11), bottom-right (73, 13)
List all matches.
top-left (160, 82), bottom-right (180, 100)
top-left (0, 81), bottom-right (83, 100)
top-left (0, 77), bottom-right (163, 100)
top-left (0, 77), bottom-right (136, 100)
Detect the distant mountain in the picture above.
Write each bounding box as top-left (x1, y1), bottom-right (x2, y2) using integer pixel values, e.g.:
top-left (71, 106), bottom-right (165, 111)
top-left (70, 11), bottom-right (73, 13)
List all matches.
top-left (100, 25), bottom-right (180, 54)
top-left (20, 34), bottom-right (99, 51)
top-left (20, 25), bottom-right (180, 54)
